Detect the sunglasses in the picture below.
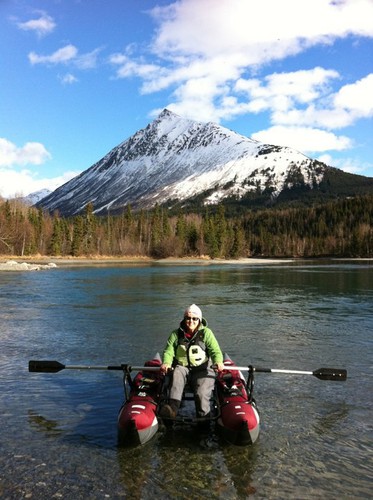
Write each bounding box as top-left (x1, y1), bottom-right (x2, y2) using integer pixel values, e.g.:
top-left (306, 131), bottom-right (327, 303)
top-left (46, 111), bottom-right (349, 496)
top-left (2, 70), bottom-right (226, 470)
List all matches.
top-left (184, 316), bottom-right (200, 322)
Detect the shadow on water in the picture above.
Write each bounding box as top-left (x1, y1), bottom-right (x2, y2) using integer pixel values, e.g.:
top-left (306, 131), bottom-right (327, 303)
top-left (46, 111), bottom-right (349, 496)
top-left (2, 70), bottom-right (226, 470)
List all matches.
top-left (28, 411), bottom-right (63, 437)
top-left (313, 401), bottom-right (351, 434)
top-left (116, 424), bottom-right (259, 499)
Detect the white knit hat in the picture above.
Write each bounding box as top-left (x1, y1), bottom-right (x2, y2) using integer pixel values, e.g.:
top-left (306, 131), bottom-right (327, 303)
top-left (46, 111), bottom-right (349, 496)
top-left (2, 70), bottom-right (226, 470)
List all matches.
top-left (184, 304), bottom-right (202, 321)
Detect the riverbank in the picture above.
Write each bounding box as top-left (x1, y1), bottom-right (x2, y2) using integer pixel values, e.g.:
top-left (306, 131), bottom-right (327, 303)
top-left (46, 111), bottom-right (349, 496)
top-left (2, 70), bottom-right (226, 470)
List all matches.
top-left (0, 255), bottom-right (295, 270)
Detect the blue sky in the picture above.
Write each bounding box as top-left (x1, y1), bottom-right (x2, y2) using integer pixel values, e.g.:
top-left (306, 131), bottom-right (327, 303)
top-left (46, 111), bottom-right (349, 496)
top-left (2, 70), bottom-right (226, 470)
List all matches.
top-left (1, 0), bottom-right (372, 198)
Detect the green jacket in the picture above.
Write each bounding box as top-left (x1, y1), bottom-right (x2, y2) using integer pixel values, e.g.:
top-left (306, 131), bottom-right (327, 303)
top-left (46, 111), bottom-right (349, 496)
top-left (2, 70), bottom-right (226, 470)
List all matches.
top-left (162, 318), bottom-right (223, 367)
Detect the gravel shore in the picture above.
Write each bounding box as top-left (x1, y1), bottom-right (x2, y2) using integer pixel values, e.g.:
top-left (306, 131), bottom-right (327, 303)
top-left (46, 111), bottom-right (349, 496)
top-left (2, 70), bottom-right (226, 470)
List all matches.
top-left (0, 260), bottom-right (58, 271)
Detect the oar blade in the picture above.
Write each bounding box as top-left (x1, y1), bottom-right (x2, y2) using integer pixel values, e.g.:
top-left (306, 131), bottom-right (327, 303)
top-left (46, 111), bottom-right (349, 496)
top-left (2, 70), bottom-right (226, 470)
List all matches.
top-left (29, 360), bottom-right (66, 373)
top-left (313, 368), bottom-right (347, 381)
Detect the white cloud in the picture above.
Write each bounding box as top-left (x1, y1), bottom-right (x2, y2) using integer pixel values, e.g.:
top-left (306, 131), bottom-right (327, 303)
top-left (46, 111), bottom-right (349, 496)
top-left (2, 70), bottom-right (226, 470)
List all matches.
top-left (252, 126), bottom-right (352, 154)
top-left (243, 68), bottom-right (340, 105)
top-left (0, 168), bottom-right (78, 199)
top-left (272, 105), bottom-right (353, 130)
top-left (318, 154), bottom-right (373, 176)
top-left (334, 73), bottom-right (373, 118)
top-left (28, 45), bottom-right (102, 70)
top-left (16, 12), bottom-right (56, 37)
top-left (59, 73), bottom-right (79, 85)
top-left (235, 67), bottom-right (342, 124)
top-left (109, 53), bottom-right (161, 79)
top-left (258, 72), bottom-right (373, 129)
top-left (150, 0), bottom-right (373, 59)
top-left (0, 138), bottom-right (77, 198)
top-left (75, 48), bottom-right (102, 70)
top-left (0, 138), bottom-right (51, 167)
top-left (29, 45), bottom-right (78, 65)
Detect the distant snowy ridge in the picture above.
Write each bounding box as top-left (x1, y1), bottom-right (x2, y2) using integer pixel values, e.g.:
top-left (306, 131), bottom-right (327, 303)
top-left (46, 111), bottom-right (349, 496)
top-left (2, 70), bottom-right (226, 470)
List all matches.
top-left (20, 189), bottom-right (52, 205)
top-left (38, 109), bottom-right (325, 216)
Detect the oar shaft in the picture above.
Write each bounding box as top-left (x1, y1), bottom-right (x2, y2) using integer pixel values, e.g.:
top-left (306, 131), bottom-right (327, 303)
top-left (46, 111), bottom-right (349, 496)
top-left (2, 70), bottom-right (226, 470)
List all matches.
top-left (63, 365), bottom-right (160, 371)
top-left (223, 366), bottom-right (311, 374)
top-left (257, 368), bottom-right (313, 375)
top-left (64, 365), bottom-right (121, 370)
top-left (28, 360), bottom-right (161, 373)
top-left (221, 365), bottom-right (346, 381)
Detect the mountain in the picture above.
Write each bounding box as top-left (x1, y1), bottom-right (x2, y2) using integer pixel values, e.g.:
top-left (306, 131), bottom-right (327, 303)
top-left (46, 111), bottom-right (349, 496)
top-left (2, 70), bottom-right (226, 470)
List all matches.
top-left (37, 109), bottom-right (373, 216)
top-left (18, 189), bottom-right (52, 206)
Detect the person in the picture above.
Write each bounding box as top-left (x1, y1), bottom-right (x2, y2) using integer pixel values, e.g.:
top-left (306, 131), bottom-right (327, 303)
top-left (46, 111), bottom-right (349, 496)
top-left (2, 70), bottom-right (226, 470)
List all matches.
top-left (159, 304), bottom-right (224, 419)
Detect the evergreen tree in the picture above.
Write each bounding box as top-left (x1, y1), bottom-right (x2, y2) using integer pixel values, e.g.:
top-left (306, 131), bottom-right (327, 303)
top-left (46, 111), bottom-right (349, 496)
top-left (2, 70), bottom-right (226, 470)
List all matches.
top-left (49, 216), bottom-right (63, 255)
top-left (203, 213), bottom-right (219, 258)
top-left (83, 202), bottom-right (96, 254)
top-left (215, 205), bottom-right (228, 257)
top-left (71, 216), bottom-right (84, 256)
top-left (230, 222), bottom-right (246, 258)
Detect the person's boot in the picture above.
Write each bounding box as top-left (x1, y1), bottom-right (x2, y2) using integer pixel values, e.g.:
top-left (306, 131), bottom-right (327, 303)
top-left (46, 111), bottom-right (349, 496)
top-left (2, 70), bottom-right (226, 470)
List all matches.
top-left (159, 399), bottom-right (180, 418)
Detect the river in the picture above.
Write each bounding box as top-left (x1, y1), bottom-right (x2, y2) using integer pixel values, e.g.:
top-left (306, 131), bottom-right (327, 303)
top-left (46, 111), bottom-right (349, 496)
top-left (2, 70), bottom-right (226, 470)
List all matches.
top-left (0, 260), bottom-right (372, 499)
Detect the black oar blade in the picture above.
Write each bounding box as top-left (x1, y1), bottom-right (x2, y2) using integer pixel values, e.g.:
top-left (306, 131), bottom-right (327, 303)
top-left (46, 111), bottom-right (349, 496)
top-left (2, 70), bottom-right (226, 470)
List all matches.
top-left (29, 360), bottom-right (66, 373)
top-left (313, 368), bottom-right (347, 381)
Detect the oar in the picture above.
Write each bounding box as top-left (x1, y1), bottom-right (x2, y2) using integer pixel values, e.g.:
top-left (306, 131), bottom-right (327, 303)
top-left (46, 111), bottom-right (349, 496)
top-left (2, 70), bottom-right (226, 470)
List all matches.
top-left (29, 361), bottom-right (347, 381)
top-left (221, 365), bottom-right (347, 381)
top-left (28, 360), bottom-right (160, 373)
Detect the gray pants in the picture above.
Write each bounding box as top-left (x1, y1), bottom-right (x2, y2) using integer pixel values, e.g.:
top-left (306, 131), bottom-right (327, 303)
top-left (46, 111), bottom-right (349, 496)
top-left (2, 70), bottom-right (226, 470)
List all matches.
top-left (169, 364), bottom-right (216, 417)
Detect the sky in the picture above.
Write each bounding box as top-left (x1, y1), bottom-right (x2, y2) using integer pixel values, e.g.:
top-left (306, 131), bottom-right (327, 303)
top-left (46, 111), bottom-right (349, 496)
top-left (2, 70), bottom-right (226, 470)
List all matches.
top-left (1, 0), bottom-right (373, 198)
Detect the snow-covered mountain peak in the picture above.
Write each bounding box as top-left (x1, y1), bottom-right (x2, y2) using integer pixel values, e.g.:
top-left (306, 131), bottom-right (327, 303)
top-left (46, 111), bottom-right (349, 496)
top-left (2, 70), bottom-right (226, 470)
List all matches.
top-left (37, 110), bottom-right (327, 216)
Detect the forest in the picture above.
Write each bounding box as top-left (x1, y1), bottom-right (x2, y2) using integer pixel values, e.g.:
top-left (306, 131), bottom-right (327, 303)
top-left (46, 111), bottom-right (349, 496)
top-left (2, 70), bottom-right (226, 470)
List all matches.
top-left (0, 194), bottom-right (372, 259)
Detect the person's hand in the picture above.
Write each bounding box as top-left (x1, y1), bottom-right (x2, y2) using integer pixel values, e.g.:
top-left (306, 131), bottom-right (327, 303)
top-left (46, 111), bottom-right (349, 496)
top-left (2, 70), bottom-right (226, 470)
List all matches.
top-left (160, 363), bottom-right (171, 374)
top-left (215, 362), bottom-right (225, 372)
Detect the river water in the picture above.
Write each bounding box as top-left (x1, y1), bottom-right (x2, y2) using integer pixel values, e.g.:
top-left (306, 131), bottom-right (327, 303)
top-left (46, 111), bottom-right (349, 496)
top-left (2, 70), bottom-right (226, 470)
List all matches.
top-left (0, 260), bottom-right (372, 499)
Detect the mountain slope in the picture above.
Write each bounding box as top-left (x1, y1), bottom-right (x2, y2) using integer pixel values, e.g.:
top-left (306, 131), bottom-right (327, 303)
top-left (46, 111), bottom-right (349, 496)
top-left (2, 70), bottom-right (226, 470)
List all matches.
top-left (37, 109), bottom-right (373, 216)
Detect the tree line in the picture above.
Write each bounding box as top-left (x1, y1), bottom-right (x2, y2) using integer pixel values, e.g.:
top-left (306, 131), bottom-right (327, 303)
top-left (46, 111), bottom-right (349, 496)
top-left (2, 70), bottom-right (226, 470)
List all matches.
top-left (0, 195), bottom-right (372, 258)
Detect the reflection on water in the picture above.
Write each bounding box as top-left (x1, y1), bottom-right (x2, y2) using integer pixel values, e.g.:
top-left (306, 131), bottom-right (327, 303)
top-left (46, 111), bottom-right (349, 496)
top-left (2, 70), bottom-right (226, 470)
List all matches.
top-left (0, 261), bottom-right (372, 498)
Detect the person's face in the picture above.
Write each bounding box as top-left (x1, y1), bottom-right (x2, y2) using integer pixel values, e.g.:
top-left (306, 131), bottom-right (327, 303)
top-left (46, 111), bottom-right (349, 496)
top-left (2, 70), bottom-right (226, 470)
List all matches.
top-left (184, 315), bottom-right (200, 333)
